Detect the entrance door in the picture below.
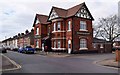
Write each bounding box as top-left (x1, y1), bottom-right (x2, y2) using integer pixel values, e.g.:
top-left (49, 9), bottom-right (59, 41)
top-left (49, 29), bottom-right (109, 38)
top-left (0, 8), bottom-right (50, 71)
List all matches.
top-left (68, 40), bottom-right (71, 54)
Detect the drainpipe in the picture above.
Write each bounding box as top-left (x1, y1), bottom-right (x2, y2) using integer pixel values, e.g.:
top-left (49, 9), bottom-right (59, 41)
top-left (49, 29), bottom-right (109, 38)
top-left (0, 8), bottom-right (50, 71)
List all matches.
top-left (71, 17), bottom-right (74, 54)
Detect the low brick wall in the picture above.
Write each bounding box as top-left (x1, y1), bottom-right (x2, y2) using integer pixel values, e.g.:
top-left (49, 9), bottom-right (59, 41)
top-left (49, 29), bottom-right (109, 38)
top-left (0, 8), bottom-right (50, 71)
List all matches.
top-left (116, 49), bottom-right (120, 62)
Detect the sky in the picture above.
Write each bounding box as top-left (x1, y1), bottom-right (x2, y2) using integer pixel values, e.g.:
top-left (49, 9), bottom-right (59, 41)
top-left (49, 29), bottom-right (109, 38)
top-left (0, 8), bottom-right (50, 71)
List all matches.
top-left (0, 0), bottom-right (119, 41)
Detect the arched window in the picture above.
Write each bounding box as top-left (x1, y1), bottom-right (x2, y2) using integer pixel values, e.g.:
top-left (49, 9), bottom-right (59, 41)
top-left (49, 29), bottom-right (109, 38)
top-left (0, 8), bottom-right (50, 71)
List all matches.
top-left (80, 39), bottom-right (87, 48)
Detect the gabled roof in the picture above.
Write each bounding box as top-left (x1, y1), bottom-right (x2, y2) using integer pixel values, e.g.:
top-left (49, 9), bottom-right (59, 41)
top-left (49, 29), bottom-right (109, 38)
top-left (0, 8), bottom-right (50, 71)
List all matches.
top-left (48, 2), bottom-right (94, 20)
top-left (52, 6), bottom-right (68, 18)
top-left (33, 14), bottom-right (50, 27)
top-left (66, 3), bottom-right (84, 17)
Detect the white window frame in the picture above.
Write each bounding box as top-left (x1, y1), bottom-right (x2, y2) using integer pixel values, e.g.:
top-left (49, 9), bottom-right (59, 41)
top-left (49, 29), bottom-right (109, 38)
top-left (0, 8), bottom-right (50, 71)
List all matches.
top-left (36, 27), bottom-right (39, 35)
top-left (36, 40), bottom-right (39, 48)
top-left (54, 40), bottom-right (56, 48)
top-left (57, 40), bottom-right (61, 48)
top-left (68, 21), bottom-right (71, 31)
top-left (53, 23), bottom-right (56, 31)
top-left (80, 21), bottom-right (87, 31)
top-left (57, 22), bottom-right (60, 31)
top-left (80, 39), bottom-right (87, 50)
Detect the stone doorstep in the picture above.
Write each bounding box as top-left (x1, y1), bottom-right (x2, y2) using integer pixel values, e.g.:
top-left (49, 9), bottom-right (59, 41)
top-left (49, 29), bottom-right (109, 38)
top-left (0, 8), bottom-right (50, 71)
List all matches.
top-left (97, 59), bottom-right (120, 68)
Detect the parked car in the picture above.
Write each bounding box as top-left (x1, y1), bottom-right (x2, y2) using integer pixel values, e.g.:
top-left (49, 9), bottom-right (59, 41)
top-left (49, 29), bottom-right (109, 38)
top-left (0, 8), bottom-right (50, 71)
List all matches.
top-left (6, 47), bottom-right (11, 50)
top-left (12, 48), bottom-right (18, 51)
top-left (24, 46), bottom-right (35, 54)
top-left (0, 47), bottom-right (7, 53)
top-left (18, 47), bottom-right (25, 53)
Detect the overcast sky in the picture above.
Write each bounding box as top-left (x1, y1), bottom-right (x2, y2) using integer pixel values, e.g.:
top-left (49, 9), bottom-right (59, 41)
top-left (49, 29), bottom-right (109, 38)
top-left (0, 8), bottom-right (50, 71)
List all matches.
top-left (0, 0), bottom-right (119, 41)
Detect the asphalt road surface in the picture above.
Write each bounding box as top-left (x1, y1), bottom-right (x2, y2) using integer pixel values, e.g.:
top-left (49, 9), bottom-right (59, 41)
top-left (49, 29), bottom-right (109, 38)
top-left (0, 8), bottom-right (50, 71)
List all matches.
top-left (2, 51), bottom-right (118, 73)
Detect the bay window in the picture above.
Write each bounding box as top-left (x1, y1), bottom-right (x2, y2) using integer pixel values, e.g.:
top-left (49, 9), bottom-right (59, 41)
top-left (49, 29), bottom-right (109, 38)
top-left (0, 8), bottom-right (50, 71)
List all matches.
top-left (54, 40), bottom-right (56, 48)
top-left (53, 23), bottom-right (56, 31)
top-left (57, 40), bottom-right (61, 48)
top-left (57, 22), bottom-right (60, 31)
top-left (68, 21), bottom-right (71, 31)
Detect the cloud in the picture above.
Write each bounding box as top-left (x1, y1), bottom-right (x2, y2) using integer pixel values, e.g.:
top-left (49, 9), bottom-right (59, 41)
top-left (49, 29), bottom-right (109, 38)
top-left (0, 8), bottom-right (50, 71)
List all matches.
top-left (0, 0), bottom-right (119, 41)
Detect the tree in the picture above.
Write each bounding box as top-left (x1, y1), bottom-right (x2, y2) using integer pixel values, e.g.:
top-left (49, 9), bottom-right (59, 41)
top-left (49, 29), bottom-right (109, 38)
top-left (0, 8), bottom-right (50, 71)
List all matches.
top-left (94, 15), bottom-right (120, 42)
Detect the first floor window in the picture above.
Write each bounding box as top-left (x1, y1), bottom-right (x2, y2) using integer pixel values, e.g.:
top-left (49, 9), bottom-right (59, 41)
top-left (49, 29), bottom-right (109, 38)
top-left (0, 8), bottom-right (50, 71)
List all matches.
top-left (80, 39), bottom-right (87, 48)
top-left (57, 40), bottom-right (61, 48)
top-left (68, 21), bottom-right (71, 31)
top-left (80, 21), bottom-right (87, 30)
top-left (36, 28), bottom-right (39, 35)
top-left (57, 22), bottom-right (60, 31)
top-left (54, 40), bottom-right (56, 48)
top-left (53, 23), bottom-right (56, 31)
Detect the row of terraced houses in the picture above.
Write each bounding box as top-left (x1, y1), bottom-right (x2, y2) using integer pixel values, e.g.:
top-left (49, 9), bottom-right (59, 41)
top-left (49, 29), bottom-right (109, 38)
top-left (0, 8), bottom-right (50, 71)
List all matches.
top-left (1, 2), bottom-right (112, 53)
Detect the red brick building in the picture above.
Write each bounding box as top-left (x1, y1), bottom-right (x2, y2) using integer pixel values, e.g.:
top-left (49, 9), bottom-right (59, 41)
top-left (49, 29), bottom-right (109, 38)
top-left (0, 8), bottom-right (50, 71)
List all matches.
top-left (33, 14), bottom-right (51, 50)
top-left (17, 29), bottom-right (34, 48)
top-left (33, 2), bottom-right (94, 53)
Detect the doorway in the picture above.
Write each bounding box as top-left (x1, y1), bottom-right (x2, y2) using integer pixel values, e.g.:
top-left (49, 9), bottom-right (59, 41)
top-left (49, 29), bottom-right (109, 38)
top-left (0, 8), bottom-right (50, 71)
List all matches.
top-left (68, 40), bottom-right (71, 54)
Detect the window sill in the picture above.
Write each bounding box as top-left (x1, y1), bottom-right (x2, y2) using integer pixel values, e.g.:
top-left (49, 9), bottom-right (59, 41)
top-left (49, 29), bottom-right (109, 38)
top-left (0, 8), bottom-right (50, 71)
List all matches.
top-left (79, 29), bottom-right (88, 31)
top-left (67, 30), bottom-right (71, 32)
top-left (52, 48), bottom-right (66, 50)
top-left (79, 48), bottom-right (88, 50)
top-left (52, 31), bottom-right (65, 33)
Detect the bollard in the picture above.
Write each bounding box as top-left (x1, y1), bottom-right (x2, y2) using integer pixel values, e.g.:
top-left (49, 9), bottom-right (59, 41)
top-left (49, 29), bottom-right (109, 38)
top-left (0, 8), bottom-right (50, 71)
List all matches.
top-left (115, 47), bottom-right (120, 62)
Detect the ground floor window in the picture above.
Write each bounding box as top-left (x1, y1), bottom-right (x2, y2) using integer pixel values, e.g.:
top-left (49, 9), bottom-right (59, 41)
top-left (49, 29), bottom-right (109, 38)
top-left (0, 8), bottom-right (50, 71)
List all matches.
top-left (36, 40), bottom-right (39, 48)
top-left (57, 40), bottom-right (61, 48)
top-left (54, 40), bottom-right (56, 48)
top-left (80, 39), bottom-right (87, 48)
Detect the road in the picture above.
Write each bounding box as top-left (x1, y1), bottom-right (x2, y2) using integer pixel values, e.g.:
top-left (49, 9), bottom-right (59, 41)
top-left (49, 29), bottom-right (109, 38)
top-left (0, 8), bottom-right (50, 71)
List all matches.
top-left (2, 51), bottom-right (118, 73)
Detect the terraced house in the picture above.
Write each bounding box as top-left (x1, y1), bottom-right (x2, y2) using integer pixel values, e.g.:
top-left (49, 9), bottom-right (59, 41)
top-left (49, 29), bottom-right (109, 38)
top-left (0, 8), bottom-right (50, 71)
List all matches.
top-left (33, 2), bottom-right (94, 53)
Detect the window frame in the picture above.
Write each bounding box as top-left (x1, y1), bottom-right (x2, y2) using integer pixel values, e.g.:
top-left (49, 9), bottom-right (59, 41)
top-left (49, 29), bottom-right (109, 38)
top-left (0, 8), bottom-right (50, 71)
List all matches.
top-left (68, 21), bottom-right (71, 31)
top-left (54, 40), bottom-right (56, 48)
top-left (36, 27), bottom-right (39, 35)
top-left (53, 23), bottom-right (56, 31)
top-left (80, 39), bottom-right (87, 49)
top-left (57, 22), bottom-right (61, 31)
top-left (80, 21), bottom-right (87, 31)
top-left (57, 40), bottom-right (61, 48)
top-left (36, 40), bottom-right (39, 48)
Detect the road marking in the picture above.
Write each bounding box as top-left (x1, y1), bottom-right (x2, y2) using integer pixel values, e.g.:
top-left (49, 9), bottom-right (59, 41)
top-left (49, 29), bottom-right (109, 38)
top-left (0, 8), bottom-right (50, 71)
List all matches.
top-left (93, 60), bottom-right (118, 70)
top-left (1, 54), bottom-right (21, 72)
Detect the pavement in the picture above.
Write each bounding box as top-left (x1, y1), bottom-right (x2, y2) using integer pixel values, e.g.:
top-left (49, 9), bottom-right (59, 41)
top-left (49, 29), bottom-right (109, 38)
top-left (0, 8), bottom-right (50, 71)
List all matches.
top-left (1, 54), bottom-right (21, 72)
top-left (37, 51), bottom-right (71, 57)
top-left (96, 58), bottom-right (120, 68)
